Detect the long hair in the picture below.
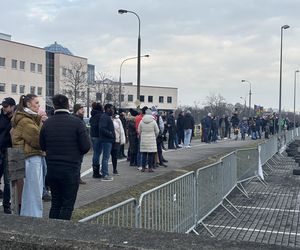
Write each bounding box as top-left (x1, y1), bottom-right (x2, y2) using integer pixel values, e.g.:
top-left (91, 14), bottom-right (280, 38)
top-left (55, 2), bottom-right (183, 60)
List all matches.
top-left (17, 94), bottom-right (37, 111)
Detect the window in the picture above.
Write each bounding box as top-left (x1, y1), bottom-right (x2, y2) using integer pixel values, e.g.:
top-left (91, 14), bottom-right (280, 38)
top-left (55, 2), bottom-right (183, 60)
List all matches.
top-left (96, 92), bottom-right (102, 101)
top-left (159, 96), bottom-right (164, 103)
top-left (128, 95), bottom-right (133, 102)
top-left (37, 64), bottom-right (42, 73)
top-left (0, 83), bottom-right (5, 92)
top-left (11, 84), bottom-right (17, 93)
top-left (148, 96), bottom-right (153, 103)
top-left (121, 94), bottom-right (124, 102)
top-left (167, 96), bottom-right (172, 103)
top-left (38, 87), bottom-right (42, 95)
top-left (19, 85), bottom-right (25, 94)
top-left (11, 59), bottom-right (17, 69)
top-left (140, 95), bottom-right (145, 102)
top-left (20, 61), bottom-right (25, 70)
top-left (0, 57), bottom-right (5, 67)
top-left (106, 93), bottom-right (112, 101)
top-left (62, 67), bottom-right (67, 76)
top-left (30, 86), bottom-right (36, 94)
top-left (30, 63), bottom-right (35, 72)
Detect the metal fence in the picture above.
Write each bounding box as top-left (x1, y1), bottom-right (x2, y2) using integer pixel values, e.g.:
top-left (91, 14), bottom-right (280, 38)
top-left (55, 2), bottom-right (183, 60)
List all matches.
top-left (79, 129), bottom-right (298, 235)
top-left (137, 171), bottom-right (195, 233)
top-left (78, 198), bottom-right (137, 228)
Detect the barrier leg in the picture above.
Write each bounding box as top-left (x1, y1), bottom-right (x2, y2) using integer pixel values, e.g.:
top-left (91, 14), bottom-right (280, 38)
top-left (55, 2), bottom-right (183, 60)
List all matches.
top-left (224, 197), bottom-right (240, 213)
top-left (263, 170), bottom-right (269, 176)
top-left (256, 176), bottom-right (268, 187)
top-left (236, 183), bottom-right (250, 199)
top-left (200, 223), bottom-right (215, 237)
top-left (265, 162), bottom-right (273, 171)
top-left (221, 204), bottom-right (237, 218)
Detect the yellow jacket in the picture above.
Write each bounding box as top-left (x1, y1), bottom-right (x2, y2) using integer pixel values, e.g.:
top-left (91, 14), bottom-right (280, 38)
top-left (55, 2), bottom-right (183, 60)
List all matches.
top-left (11, 111), bottom-right (44, 158)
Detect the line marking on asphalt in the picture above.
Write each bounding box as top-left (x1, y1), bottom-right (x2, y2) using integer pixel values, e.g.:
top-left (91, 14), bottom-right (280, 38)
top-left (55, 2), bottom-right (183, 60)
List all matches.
top-left (248, 192), bottom-right (294, 197)
top-left (235, 205), bottom-right (300, 213)
top-left (206, 224), bottom-right (300, 236)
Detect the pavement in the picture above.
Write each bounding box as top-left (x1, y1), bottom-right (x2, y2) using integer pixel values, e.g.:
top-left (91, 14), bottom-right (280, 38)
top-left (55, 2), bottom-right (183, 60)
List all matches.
top-left (196, 152), bottom-right (300, 248)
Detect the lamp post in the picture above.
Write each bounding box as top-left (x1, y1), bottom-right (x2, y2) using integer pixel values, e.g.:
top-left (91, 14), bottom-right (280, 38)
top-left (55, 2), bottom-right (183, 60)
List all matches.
top-left (118, 54), bottom-right (149, 109)
top-left (241, 80), bottom-right (252, 117)
top-left (118, 9), bottom-right (142, 103)
top-left (240, 96), bottom-right (247, 114)
top-left (293, 70), bottom-right (299, 131)
top-left (278, 24), bottom-right (290, 135)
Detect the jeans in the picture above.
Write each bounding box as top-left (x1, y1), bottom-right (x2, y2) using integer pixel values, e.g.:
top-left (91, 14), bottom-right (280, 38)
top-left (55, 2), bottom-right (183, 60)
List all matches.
top-left (91, 137), bottom-right (102, 167)
top-left (21, 156), bottom-right (44, 218)
top-left (101, 142), bottom-right (112, 177)
top-left (184, 129), bottom-right (192, 147)
top-left (48, 167), bottom-right (79, 220)
top-left (0, 149), bottom-right (10, 208)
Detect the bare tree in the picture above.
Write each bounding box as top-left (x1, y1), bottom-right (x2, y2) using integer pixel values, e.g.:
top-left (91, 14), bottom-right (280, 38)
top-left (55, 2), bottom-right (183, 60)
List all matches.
top-left (61, 62), bottom-right (87, 106)
top-left (204, 93), bottom-right (228, 117)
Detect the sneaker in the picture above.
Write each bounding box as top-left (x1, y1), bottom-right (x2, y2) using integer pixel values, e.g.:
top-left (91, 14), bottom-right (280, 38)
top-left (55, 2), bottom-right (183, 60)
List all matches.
top-left (93, 173), bottom-right (103, 179)
top-left (42, 193), bottom-right (52, 202)
top-left (137, 167), bottom-right (142, 171)
top-left (3, 206), bottom-right (12, 214)
top-left (113, 171), bottom-right (120, 176)
top-left (101, 175), bottom-right (113, 181)
top-left (187, 145), bottom-right (191, 148)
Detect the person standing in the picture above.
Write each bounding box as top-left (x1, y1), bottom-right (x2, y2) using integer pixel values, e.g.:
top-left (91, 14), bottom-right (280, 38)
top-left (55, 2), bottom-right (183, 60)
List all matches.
top-left (176, 110), bottom-right (185, 147)
top-left (183, 110), bottom-right (194, 148)
top-left (138, 109), bottom-right (159, 172)
top-left (11, 94), bottom-right (45, 218)
top-left (89, 102), bottom-right (103, 178)
top-left (40, 94), bottom-right (90, 220)
top-left (73, 104), bottom-right (87, 185)
top-left (0, 97), bottom-right (16, 214)
top-left (98, 104), bottom-right (115, 181)
top-left (219, 115), bottom-right (226, 140)
top-left (167, 111), bottom-right (176, 149)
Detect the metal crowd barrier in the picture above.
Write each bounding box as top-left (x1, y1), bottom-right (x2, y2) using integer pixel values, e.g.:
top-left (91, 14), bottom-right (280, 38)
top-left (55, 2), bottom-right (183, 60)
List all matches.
top-left (137, 171), bottom-right (195, 233)
top-left (78, 198), bottom-right (137, 228)
top-left (79, 129), bottom-right (299, 236)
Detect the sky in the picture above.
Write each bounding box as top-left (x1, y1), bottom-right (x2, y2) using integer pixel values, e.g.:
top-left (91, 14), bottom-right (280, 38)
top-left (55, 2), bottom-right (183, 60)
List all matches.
top-left (2, 0), bottom-right (300, 111)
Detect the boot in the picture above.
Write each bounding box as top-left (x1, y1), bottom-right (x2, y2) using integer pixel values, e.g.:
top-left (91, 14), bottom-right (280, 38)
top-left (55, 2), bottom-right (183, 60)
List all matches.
top-left (92, 165), bottom-right (102, 178)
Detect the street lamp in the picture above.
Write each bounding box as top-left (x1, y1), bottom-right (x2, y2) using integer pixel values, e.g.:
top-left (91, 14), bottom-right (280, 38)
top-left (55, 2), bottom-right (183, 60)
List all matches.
top-left (241, 80), bottom-right (252, 117)
top-left (118, 9), bottom-right (142, 103)
top-left (119, 54), bottom-right (150, 108)
top-left (278, 24), bottom-right (290, 135)
top-left (240, 96), bottom-right (247, 113)
top-left (293, 70), bottom-right (299, 131)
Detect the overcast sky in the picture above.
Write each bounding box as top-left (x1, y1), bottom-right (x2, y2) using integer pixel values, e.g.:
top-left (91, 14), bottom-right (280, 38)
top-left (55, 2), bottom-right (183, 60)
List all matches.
top-left (2, 0), bottom-right (300, 111)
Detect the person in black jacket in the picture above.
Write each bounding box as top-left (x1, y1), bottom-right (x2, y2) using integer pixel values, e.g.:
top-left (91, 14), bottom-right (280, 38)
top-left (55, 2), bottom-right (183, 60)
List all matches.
top-left (183, 110), bottom-right (194, 147)
top-left (176, 111), bottom-right (184, 146)
top-left (0, 97), bottom-right (16, 214)
top-left (39, 94), bottom-right (90, 220)
top-left (89, 102), bottom-right (103, 178)
top-left (167, 111), bottom-right (176, 149)
top-left (98, 104), bottom-right (116, 181)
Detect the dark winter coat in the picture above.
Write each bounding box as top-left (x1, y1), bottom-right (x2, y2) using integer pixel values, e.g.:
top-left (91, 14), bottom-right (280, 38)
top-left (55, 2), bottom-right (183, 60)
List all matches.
top-left (0, 109), bottom-right (12, 149)
top-left (99, 112), bottom-right (116, 143)
top-left (231, 115), bottom-right (240, 128)
top-left (89, 109), bottom-right (103, 138)
top-left (176, 114), bottom-right (184, 132)
top-left (183, 113), bottom-right (195, 130)
top-left (39, 111), bottom-right (91, 172)
top-left (127, 119), bottom-right (137, 153)
top-left (203, 116), bottom-right (212, 129)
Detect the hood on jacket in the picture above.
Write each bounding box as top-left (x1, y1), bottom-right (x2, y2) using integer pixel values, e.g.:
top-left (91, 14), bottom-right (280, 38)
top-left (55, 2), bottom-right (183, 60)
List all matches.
top-left (12, 111), bottom-right (41, 128)
top-left (91, 109), bottom-right (102, 117)
top-left (142, 114), bottom-right (154, 124)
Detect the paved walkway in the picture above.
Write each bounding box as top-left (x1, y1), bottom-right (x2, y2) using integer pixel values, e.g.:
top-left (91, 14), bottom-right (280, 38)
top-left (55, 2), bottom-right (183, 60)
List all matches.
top-left (197, 153), bottom-right (300, 248)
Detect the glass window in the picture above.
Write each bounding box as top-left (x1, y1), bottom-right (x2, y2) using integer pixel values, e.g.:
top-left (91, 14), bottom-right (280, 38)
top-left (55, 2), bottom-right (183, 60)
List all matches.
top-left (0, 57), bottom-right (5, 67)
top-left (167, 96), bottom-right (172, 103)
top-left (121, 94), bottom-right (124, 102)
top-left (37, 64), bottom-right (42, 73)
top-left (96, 92), bottom-right (102, 101)
top-left (140, 95), bottom-right (145, 102)
top-left (19, 85), bottom-right (25, 94)
top-left (20, 61), bottom-right (25, 70)
top-left (11, 84), bottom-right (17, 93)
top-left (106, 93), bottom-right (112, 101)
top-left (128, 95), bottom-right (133, 102)
top-left (62, 67), bottom-right (67, 76)
top-left (30, 86), bottom-right (36, 94)
top-left (11, 59), bottom-right (17, 69)
top-left (38, 87), bottom-right (42, 95)
top-left (159, 96), bottom-right (164, 103)
top-left (0, 83), bottom-right (5, 92)
top-left (30, 63), bottom-right (35, 72)
top-left (148, 96), bottom-right (153, 103)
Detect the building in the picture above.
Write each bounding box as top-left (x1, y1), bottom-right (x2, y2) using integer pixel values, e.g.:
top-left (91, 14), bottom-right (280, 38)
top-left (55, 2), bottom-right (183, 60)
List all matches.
top-left (0, 34), bottom-right (46, 108)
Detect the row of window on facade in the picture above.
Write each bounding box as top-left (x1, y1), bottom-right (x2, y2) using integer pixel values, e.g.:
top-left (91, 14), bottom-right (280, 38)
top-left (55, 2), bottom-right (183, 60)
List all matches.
top-left (0, 83), bottom-right (42, 95)
top-left (0, 57), bottom-right (43, 73)
top-left (96, 93), bottom-right (172, 104)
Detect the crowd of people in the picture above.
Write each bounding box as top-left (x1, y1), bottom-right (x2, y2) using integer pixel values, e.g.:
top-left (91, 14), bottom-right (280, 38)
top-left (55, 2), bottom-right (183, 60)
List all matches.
top-left (0, 93), bottom-right (294, 220)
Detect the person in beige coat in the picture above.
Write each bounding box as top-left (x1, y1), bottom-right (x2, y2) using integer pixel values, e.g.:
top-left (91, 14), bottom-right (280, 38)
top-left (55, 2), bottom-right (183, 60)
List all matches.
top-left (138, 109), bottom-right (159, 172)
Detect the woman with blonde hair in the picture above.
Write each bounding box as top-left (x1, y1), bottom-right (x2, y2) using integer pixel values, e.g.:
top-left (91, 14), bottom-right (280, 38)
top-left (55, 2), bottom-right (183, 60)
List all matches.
top-left (11, 94), bottom-right (45, 217)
